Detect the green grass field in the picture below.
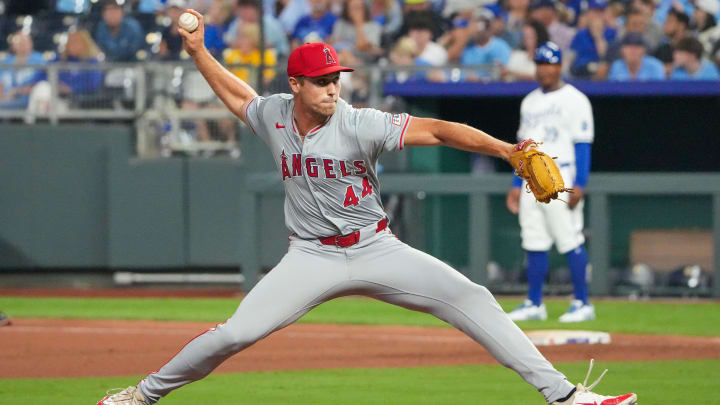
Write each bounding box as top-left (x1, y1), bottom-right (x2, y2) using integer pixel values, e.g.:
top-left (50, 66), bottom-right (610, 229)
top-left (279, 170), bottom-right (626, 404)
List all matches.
top-left (2, 296), bottom-right (719, 404)
top-left (2, 296), bottom-right (720, 335)
top-left (1, 360), bottom-right (718, 404)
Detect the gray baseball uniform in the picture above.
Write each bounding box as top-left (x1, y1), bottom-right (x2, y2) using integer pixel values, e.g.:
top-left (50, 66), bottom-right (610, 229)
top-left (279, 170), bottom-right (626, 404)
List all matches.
top-left (137, 94), bottom-right (574, 404)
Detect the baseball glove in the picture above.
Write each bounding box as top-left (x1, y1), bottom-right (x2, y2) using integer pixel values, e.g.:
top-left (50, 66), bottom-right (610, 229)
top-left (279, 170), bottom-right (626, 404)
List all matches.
top-left (509, 139), bottom-right (572, 204)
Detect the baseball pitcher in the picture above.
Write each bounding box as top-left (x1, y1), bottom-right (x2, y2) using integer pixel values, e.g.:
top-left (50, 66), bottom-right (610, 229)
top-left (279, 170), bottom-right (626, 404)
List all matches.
top-left (97, 12), bottom-right (635, 405)
top-left (506, 42), bottom-right (595, 323)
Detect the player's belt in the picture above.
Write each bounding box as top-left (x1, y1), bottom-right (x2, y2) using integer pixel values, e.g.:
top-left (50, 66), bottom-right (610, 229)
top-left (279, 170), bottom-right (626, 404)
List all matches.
top-left (319, 218), bottom-right (388, 248)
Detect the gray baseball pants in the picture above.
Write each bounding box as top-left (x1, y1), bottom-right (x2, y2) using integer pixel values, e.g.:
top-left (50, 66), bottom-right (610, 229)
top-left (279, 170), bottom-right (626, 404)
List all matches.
top-left (138, 225), bottom-right (574, 403)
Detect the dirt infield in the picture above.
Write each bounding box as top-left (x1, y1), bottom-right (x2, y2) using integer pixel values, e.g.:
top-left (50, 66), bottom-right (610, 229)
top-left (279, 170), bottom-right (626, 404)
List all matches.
top-left (2, 318), bottom-right (719, 379)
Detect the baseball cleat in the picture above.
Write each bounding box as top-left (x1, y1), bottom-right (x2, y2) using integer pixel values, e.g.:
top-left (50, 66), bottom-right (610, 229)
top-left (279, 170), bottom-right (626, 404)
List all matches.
top-left (97, 386), bottom-right (149, 405)
top-left (558, 300), bottom-right (595, 323)
top-left (507, 299), bottom-right (547, 321)
top-left (552, 359), bottom-right (637, 405)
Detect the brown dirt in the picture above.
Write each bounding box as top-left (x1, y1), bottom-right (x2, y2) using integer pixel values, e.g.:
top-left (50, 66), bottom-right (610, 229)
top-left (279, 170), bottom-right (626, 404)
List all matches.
top-left (2, 318), bottom-right (719, 379)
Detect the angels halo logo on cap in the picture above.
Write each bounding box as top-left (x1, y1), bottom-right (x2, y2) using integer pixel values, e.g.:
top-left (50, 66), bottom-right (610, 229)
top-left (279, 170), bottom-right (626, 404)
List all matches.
top-left (323, 46), bottom-right (336, 65)
top-left (287, 43), bottom-right (355, 77)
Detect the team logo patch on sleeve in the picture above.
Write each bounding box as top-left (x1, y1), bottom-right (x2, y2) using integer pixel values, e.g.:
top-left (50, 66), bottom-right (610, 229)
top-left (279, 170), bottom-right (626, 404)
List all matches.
top-left (392, 114), bottom-right (403, 127)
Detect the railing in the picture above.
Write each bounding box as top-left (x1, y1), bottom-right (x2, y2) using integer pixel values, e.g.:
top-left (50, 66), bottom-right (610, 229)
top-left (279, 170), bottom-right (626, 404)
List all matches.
top-left (4, 61), bottom-right (719, 156)
top-left (237, 172), bottom-right (720, 297)
top-left (0, 62), bottom-right (498, 156)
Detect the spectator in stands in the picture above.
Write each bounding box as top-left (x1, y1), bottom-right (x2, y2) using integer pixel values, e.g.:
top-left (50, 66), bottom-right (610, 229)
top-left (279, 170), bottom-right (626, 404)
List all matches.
top-left (330, 0), bottom-right (383, 64)
top-left (505, 0), bottom-right (532, 45)
top-left (388, 36), bottom-right (424, 82)
top-left (461, 10), bottom-right (512, 80)
top-left (569, 0), bottom-right (617, 79)
top-left (670, 36), bottom-right (720, 78)
top-left (486, 4), bottom-right (523, 49)
top-left (0, 31), bottom-right (46, 110)
top-left (694, 0), bottom-right (720, 55)
top-left (204, 0), bottom-right (233, 57)
top-left (530, 0), bottom-right (576, 56)
top-left (257, 0), bottom-right (280, 17)
top-left (159, 0), bottom-right (186, 61)
top-left (225, 0), bottom-right (290, 58)
top-left (631, 0), bottom-right (664, 50)
top-left (604, 1), bottom-right (625, 30)
top-left (291, 0), bottom-right (338, 46)
top-left (279, 0), bottom-right (312, 35)
top-left (210, 22), bottom-right (277, 142)
top-left (57, 30), bottom-right (104, 96)
top-left (608, 33), bottom-right (665, 80)
top-left (396, 0), bottom-right (450, 41)
top-left (556, 0), bottom-right (584, 27)
top-left (224, 23), bottom-right (278, 86)
top-left (612, 7), bottom-right (662, 57)
top-left (654, 9), bottom-right (691, 75)
top-left (331, 0), bottom-right (383, 103)
top-left (95, 0), bottom-right (145, 62)
top-left (654, 0), bottom-right (695, 25)
top-left (25, 30), bottom-right (105, 122)
top-left (369, 0), bottom-right (404, 42)
top-left (436, 7), bottom-right (475, 62)
top-left (407, 14), bottom-right (448, 66)
top-left (504, 19), bottom-right (550, 80)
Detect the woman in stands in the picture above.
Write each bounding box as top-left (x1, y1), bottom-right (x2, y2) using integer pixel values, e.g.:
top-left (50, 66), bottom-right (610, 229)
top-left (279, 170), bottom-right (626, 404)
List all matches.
top-left (26, 30), bottom-right (104, 122)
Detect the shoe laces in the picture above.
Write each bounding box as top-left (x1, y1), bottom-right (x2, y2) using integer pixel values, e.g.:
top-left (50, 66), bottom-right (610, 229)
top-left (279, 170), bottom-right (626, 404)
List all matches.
top-left (578, 359), bottom-right (609, 392)
top-left (104, 387), bottom-right (136, 403)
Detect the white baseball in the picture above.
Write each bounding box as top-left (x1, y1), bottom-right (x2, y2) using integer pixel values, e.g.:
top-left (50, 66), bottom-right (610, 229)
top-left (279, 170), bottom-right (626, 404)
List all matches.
top-left (179, 12), bottom-right (199, 32)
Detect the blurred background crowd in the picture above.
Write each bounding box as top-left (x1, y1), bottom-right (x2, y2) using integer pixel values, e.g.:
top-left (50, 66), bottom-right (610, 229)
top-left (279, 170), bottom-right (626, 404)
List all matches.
top-left (2, 0), bottom-right (719, 83)
top-left (1, 0), bottom-right (719, 150)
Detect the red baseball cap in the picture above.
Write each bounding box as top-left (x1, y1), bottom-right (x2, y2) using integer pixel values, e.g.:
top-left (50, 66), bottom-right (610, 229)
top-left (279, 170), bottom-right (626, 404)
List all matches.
top-left (287, 43), bottom-right (354, 77)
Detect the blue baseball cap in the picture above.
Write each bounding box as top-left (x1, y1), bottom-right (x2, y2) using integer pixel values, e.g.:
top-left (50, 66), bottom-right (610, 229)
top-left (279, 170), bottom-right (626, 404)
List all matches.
top-left (533, 42), bottom-right (562, 64)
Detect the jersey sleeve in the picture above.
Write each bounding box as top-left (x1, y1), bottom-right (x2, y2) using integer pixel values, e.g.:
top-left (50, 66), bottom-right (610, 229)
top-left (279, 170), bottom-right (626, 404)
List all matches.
top-left (244, 96), bottom-right (268, 139)
top-left (571, 93), bottom-right (594, 144)
top-left (355, 108), bottom-right (413, 154)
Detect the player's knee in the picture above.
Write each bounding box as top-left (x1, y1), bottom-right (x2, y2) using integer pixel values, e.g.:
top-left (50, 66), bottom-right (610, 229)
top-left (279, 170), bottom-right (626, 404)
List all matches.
top-left (452, 282), bottom-right (494, 306)
top-left (472, 284), bottom-right (494, 301)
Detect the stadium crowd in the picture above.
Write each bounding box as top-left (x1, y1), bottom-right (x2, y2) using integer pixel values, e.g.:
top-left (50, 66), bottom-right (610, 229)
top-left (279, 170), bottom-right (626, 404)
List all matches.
top-left (1, 0), bottom-right (719, 115)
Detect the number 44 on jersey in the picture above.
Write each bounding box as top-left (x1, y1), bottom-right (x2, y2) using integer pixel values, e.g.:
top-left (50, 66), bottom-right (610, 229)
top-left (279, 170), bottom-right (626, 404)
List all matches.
top-left (344, 178), bottom-right (373, 207)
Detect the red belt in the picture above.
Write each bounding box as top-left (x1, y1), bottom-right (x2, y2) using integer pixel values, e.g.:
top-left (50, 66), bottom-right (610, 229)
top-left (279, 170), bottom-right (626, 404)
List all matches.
top-left (319, 218), bottom-right (388, 248)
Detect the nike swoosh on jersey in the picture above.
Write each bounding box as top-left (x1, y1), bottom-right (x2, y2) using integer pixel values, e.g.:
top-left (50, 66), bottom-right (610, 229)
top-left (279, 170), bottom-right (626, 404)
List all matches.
top-left (276, 122), bottom-right (285, 129)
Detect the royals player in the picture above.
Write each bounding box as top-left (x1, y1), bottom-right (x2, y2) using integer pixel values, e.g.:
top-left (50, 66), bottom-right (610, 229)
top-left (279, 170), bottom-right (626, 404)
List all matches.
top-left (97, 12), bottom-right (635, 405)
top-left (506, 42), bottom-right (595, 323)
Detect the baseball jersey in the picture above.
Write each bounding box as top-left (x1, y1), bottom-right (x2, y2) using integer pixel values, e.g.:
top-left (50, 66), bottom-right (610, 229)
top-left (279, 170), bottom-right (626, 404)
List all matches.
top-left (245, 94), bottom-right (412, 238)
top-left (517, 84), bottom-right (593, 185)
